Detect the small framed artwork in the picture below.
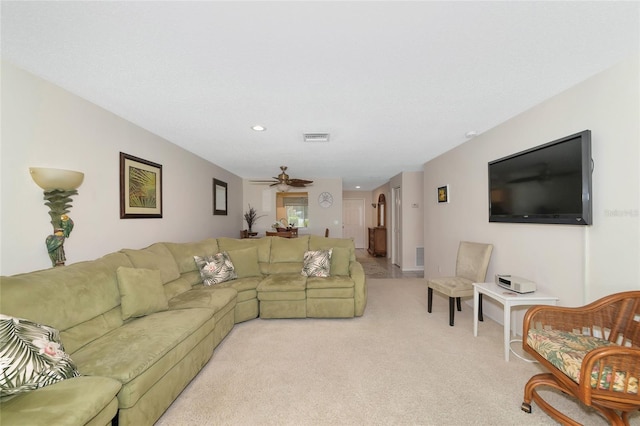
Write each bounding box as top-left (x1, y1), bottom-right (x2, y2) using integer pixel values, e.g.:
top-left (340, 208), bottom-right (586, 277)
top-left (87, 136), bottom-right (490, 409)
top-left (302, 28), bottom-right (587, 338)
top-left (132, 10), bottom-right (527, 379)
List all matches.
top-left (213, 178), bottom-right (228, 215)
top-left (437, 185), bottom-right (449, 204)
top-left (120, 152), bottom-right (163, 218)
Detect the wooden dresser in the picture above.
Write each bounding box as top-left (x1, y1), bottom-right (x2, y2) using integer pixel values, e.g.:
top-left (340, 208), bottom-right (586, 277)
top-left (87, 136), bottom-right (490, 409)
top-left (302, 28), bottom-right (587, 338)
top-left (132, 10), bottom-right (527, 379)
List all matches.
top-left (368, 227), bottom-right (387, 257)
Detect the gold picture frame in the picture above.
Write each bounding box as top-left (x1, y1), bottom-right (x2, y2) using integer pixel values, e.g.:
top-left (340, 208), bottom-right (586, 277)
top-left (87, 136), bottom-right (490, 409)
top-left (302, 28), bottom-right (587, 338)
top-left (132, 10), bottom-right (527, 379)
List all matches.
top-left (120, 152), bottom-right (163, 218)
top-left (437, 185), bottom-right (449, 204)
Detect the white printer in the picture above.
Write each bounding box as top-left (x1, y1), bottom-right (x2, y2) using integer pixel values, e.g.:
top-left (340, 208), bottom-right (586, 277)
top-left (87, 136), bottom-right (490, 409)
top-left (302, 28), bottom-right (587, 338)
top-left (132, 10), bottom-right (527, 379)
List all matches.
top-left (495, 274), bottom-right (537, 294)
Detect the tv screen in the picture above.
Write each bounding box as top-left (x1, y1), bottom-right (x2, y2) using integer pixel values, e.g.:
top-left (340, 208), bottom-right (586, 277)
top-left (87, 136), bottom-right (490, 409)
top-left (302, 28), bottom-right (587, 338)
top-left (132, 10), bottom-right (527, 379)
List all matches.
top-left (488, 130), bottom-right (592, 225)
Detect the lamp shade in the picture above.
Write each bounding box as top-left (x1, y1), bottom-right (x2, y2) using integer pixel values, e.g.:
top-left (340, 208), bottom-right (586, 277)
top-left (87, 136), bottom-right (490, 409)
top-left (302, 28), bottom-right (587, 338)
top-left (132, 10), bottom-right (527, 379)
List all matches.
top-left (276, 183), bottom-right (289, 192)
top-left (29, 167), bottom-right (84, 191)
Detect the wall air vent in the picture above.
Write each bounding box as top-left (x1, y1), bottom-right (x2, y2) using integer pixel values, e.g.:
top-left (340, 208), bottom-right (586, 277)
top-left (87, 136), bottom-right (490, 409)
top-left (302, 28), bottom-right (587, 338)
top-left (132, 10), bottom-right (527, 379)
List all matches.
top-left (303, 133), bottom-right (330, 142)
top-left (416, 247), bottom-right (424, 267)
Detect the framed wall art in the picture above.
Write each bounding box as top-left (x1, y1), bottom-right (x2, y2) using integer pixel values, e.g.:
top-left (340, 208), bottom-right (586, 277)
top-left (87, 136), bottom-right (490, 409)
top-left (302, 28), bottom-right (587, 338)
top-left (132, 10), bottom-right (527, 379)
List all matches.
top-left (437, 184), bottom-right (449, 204)
top-left (120, 152), bottom-right (163, 218)
top-left (213, 178), bottom-right (228, 215)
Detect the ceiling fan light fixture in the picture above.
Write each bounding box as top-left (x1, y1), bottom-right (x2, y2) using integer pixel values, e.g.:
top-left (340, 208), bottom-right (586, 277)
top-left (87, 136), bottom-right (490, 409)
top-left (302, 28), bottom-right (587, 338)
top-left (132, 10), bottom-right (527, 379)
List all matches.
top-left (276, 183), bottom-right (289, 192)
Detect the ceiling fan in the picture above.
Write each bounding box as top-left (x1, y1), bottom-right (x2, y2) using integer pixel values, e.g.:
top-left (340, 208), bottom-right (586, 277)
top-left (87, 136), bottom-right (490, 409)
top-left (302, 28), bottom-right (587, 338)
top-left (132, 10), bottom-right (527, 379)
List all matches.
top-left (250, 166), bottom-right (313, 191)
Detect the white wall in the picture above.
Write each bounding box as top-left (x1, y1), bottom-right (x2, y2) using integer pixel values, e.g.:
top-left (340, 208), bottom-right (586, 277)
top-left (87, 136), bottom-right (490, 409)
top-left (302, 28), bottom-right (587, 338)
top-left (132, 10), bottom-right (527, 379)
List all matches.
top-left (1, 61), bottom-right (243, 275)
top-left (387, 172), bottom-right (424, 271)
top-left (399, 171), bottom-right (424, 271)
top-left (242, 178), bottom-right (343, 237)
top-left (423, 56), bottom-right (639, 332)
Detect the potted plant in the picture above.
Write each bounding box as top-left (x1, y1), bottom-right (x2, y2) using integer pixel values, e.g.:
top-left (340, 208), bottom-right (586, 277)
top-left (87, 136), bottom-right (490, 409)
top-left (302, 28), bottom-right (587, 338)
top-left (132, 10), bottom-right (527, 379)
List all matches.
top-left (244, 204), bottom-right (266, 234)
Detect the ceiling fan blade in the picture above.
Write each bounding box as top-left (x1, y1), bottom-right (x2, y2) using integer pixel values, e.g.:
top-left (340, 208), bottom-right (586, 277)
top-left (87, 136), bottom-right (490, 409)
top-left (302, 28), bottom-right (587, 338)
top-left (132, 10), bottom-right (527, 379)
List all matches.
top-left (288, 179), bottom-right (313, 187)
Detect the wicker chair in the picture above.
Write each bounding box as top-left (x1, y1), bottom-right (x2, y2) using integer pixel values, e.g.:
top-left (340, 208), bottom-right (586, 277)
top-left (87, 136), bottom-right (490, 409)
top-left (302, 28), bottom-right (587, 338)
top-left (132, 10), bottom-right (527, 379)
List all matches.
top-left (521, 291), bottom-right (640, 425)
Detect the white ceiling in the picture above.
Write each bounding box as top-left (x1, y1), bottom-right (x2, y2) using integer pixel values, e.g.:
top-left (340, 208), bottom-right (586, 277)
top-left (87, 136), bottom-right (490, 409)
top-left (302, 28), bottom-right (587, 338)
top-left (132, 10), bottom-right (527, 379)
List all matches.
top-left (2, 1), bottom-right (638, 190)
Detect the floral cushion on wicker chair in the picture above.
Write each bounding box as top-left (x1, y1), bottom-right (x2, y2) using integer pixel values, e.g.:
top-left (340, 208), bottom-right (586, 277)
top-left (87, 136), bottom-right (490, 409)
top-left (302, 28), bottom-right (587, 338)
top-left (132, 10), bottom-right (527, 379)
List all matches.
top-left (527, 329), bottom-right (639, 394)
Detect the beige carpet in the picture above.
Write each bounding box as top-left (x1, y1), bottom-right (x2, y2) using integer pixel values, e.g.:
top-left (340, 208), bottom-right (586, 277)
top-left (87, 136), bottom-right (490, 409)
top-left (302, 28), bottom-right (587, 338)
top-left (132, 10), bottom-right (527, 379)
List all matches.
top-left (156, 279), bottom-right (638, 425)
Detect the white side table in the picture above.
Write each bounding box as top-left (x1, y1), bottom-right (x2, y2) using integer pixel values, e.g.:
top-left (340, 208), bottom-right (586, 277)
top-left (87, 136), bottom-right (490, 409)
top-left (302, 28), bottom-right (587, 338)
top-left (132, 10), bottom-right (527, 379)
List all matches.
top-left (473, 282), bottom-right (558, 361)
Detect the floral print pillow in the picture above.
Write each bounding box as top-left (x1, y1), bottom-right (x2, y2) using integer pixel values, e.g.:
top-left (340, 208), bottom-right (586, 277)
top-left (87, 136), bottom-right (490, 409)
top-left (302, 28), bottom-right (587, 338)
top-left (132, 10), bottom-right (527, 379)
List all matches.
top-left (0, 314), bottom-right (81, 399)
top-left (194, 252), bottom-right (237, 285)
top-left (301, 249), bottom-right (332, 277)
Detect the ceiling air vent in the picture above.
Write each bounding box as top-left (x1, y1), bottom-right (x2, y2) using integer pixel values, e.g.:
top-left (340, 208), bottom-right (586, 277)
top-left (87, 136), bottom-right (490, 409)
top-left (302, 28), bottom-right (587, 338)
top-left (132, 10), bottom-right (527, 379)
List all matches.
top-left (303, 133), bottom-right (330, 142)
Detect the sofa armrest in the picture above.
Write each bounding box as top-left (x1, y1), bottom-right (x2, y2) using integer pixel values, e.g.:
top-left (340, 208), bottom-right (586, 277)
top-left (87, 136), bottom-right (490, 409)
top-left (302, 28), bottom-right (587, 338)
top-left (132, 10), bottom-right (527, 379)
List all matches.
top-left (350, 261), bottom-right (367, 316)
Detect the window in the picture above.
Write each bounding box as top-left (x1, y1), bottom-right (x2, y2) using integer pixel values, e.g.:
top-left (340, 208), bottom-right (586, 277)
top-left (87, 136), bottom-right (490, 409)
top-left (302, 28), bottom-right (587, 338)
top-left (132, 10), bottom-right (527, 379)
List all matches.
top-left (276, 192), bottom-right (308, 228)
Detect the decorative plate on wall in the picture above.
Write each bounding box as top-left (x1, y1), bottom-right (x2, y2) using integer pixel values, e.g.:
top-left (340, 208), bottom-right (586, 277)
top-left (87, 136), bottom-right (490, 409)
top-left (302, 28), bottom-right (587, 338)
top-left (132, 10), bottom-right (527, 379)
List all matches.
top-left (318, 192), bottom-right (333, 208)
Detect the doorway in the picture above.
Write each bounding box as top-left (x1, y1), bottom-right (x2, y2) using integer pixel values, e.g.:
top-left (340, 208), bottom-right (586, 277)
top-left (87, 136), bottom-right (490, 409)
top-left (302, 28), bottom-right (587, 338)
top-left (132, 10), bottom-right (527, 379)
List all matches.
top-left (342, 198), bottom-right (365, 248)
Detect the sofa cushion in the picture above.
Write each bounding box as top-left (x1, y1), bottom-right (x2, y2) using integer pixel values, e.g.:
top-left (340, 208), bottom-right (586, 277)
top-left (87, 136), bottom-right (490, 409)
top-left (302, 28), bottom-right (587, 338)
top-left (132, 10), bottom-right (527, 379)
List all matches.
top-left (121, 243), bottom-right (180, 284)
top-left (116, 267), bottom-right (169, 321)
top-left (217, 237), bottom-right (272, 263)
top-left (163, 239), bottom-right (219, 274)
top-left (330, 246), bottom-right (351, 276)
top-left (257, 273), bottom-right (307, 293)
top-left (309, 235), bottom-right (356, 261)
top-left (527, 329), bottom-right (638, 394)
top-left (306, 276), bottom-right (355, 298)
top-left (0, 252), bottom-right (130, 338)
top-left (194, 253), bottom-right (237, 285)
top-left (301, 249), bottom-right (332, 277)
top-left (227, 247), bottom-right (262, 278)
top-left (162, 276), bottom-right (194, 301)
top-left (0, 375), bottom-right (121, 426)
top-left (71, 308), bottom-right (215, 409)
top-left (260, 262), bottom-right (304, 275)
top-left (270, 235), bottom-right (310, 263)
top-left (168, 286), bottom-right (238, 312)
top-left (0, 314), bottom-right (81, 398)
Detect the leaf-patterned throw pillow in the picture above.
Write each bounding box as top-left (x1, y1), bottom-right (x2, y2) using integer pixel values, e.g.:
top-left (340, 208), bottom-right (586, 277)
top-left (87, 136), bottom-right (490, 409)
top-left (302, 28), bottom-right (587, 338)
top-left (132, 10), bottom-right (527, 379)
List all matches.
top-left (301, 249), bottom-right (332, 277)
top-left (194, 252), bottom-right (237, 285)
top-left (0, 314), bottom-right (81, 399)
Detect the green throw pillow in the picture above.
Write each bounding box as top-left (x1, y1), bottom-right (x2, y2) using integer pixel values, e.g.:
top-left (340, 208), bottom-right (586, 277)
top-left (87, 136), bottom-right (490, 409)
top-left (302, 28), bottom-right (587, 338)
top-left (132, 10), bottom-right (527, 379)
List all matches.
top-left (330, 246), bottom-right (351, 276)
top-left (0, 314), bottom-right (81, 399)
top-left (226, 247), bottom-right (262, 278)
top-left (116, 267), bottom-right (169, 320)
top-left (301, 249), bottom-right (332, 277)
top-left (194, 252), bottom-right (237, 286)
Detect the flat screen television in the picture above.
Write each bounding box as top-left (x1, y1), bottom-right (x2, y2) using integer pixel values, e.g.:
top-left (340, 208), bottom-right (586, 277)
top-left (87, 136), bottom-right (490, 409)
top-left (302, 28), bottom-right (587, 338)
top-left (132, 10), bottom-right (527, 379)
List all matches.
top-left (488, 130), bottom-right (592, 225)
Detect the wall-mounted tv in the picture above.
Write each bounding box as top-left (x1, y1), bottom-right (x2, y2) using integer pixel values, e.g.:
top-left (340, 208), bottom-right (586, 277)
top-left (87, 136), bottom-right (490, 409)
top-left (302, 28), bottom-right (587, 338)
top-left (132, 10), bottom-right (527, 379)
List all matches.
top-left (488, 130), bottom-right (592, 225)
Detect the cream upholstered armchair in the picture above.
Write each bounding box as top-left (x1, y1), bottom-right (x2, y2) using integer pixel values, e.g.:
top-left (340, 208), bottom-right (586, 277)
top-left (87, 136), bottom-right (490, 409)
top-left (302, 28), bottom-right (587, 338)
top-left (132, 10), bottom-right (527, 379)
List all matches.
top-left (427, 241), bottom-right (493, 326)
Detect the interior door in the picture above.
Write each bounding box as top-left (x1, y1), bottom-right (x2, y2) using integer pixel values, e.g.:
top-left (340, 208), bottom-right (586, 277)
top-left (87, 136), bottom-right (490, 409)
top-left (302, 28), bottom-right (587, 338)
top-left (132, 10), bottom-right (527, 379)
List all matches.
top-left (342, 198), bottom-right (365, 248)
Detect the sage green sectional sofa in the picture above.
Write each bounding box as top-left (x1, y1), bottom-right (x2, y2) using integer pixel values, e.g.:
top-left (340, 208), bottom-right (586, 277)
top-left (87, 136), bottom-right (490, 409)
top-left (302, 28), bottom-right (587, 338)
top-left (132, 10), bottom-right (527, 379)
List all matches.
top-left (0, 235), bottom-right (366, 426)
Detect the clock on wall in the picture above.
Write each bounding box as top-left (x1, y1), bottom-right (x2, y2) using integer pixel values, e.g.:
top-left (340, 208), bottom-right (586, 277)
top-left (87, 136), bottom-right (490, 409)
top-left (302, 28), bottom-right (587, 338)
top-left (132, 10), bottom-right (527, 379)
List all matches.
top-left (318, 192), bottom-right (333, 208)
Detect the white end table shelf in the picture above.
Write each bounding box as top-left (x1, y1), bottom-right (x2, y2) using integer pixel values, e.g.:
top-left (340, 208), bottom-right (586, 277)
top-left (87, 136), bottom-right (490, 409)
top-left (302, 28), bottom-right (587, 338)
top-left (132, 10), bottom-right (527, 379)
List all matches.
top-left (473, 282), bottom-right (558, 361)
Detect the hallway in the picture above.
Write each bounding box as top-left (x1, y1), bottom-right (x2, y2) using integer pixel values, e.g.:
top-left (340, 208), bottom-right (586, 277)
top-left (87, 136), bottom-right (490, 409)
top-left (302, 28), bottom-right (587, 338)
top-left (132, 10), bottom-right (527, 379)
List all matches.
top-left (355, 249), bottom-right (424, 279)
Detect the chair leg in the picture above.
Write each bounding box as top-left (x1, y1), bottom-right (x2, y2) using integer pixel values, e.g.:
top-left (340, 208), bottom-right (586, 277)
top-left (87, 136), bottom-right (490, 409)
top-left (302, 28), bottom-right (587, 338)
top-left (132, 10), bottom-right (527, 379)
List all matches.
top-left (479, 293), bottom-right (484, 322)
top-left (427, 287), bottom-right (433, 313)
top-left (456, 297), bottom-right (462, 311)
top-left (449, 297), bottom-right (455, 326)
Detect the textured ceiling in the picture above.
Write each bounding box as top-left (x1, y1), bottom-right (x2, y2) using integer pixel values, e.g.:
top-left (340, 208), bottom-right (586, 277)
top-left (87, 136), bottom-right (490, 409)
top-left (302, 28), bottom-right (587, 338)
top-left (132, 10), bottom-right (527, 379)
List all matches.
top-left (1, 1), bottom-right (638, 190)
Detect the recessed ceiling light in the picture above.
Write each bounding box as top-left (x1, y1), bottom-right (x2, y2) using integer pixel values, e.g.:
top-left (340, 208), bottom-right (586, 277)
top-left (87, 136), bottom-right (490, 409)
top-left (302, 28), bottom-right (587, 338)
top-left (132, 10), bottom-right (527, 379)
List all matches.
top-left (355, 186), bottom-right (361, 189)
top-left (252, 125), bottom-right (266, 132)
top-left (465, 130), bottom-right (478, 139)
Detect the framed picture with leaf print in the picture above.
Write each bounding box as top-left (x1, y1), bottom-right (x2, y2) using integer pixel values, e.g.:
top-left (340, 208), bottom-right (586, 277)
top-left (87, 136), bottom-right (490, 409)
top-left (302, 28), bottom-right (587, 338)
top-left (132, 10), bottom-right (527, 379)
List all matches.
top-left (120, 152), bottom-right (163, 218)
